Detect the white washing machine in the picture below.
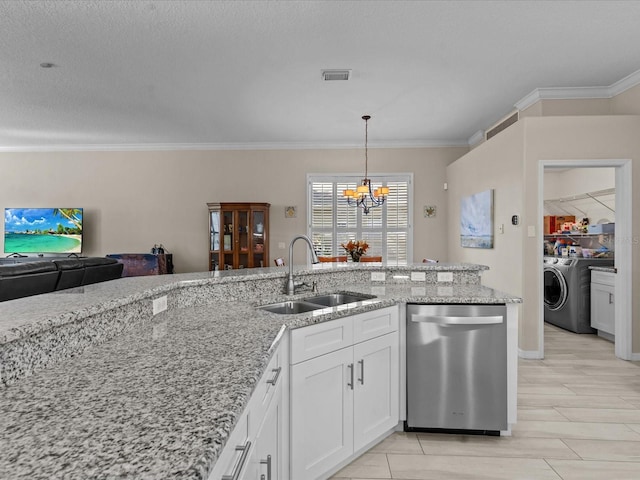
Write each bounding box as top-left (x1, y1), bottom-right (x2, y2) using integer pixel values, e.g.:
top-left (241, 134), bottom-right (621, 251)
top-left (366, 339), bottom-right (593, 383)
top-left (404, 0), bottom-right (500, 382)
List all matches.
top-left (543, 256), bottom-right (614, 333)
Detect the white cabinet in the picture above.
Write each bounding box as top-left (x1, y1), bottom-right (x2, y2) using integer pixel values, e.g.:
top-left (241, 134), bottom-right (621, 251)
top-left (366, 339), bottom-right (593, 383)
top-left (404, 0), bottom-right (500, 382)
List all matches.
top-left (591, 270), bottom-right (615, 336)
top-left (353, 333), bottom-right (399, 451)
top-left (290, 306), bottom-right (399, 480)
top-left (253, 371), bottom-right (284, 480)
top-left (209, 330), bottom-right (288, 480)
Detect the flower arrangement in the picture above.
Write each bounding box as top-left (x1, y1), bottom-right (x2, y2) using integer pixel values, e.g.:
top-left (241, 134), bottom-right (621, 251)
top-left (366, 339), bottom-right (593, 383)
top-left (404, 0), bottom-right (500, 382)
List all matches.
top-left (341, 240), bottom-right (369, 262)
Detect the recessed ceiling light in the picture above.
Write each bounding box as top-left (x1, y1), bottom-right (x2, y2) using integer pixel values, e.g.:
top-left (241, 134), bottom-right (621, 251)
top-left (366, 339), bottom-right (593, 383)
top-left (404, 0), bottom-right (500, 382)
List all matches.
top-left (40, 62), bottom-right (56, 68)
top-left (321, 69), bottom-right (351, 81)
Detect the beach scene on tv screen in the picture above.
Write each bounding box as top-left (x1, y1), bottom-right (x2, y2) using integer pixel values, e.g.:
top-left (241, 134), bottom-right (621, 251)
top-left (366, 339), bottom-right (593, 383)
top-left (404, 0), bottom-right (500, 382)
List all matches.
top-left (4, 208), bottom-right (83, 254)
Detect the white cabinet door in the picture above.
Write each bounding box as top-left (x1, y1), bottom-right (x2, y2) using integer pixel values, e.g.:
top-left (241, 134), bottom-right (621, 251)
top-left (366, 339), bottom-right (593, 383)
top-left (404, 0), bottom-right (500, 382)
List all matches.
top-left (353, 331), bottom-right (399, 452)
top-left (290, 347), bottom-right (354, 480)
top-left (254, 381), bottom-right (282, 480)
top-left (591, 281), bottom-right (615, 334)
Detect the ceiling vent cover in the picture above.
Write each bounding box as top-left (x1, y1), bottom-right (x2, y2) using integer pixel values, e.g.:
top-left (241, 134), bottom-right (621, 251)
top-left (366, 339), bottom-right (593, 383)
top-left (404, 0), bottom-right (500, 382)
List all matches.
top-left (485, 111), bottom-right (519, 140)
top-left (322, 69), bottom-right (351, 81)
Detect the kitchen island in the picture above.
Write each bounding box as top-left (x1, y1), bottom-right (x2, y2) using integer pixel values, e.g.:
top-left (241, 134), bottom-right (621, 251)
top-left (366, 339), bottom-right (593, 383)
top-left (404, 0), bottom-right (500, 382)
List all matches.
top-left (0, 263), bottom-right (521, 479)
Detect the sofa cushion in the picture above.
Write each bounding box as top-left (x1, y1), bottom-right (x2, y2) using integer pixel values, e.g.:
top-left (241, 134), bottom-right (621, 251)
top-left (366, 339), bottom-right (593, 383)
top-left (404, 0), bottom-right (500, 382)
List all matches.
top-left (0, 262), bottom-right (57, 277)
top-left (0, 261), bottom-right (58, 302)
top-left (81, 257), bottom-right (119, 267)
top-left (52, 259), bottom-right (85, 270)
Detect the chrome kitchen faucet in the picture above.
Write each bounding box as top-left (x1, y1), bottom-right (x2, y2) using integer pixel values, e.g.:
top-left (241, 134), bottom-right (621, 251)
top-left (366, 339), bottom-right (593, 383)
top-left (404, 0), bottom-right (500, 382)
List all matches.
top-left (286, 234), bottom-right (320, 295)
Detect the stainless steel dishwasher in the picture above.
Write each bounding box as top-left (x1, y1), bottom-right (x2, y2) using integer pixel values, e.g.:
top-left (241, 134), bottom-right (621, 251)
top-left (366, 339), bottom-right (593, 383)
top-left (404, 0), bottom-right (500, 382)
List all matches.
top-left (405, 304), bottom-right (507, 433)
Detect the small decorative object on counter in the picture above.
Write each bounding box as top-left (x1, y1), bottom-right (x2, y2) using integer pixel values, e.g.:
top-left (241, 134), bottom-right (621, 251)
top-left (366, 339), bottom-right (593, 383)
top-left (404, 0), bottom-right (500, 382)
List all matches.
top-left (157, 244), bottom-right (165, 254)
top-left (151, 244), bottom-right (159, 254)
top-left (341, 239), bottom-right (369, 262)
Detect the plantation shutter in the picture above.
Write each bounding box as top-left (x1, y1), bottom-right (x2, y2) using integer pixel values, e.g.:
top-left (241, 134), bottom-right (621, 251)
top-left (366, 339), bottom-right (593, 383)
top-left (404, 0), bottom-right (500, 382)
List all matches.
top-left (308, 174), bottom-right (412, 264)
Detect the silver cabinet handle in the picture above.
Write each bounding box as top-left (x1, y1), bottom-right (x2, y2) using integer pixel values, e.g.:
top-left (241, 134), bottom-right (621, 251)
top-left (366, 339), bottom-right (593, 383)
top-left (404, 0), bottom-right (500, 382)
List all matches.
top-left (266, 367), bottom-right (281, 385)
top-left (221, 441), bottom-right (251, 480)
top-left (411, 314), bottom-right (503, 325)
top-left (347, 363), bottom-right (354, 390)
top-left (358, 359), bottom-right (364, 385)
top-left (609, 293), bottom-right (614, 304)
top-left (260, 454), bottom-right (272, 480)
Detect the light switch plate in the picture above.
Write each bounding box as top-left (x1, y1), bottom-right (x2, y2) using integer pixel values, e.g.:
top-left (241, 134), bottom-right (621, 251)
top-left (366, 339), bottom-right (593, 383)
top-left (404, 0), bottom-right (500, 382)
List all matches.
top-left (371, 271), bottom-right (386, 282)
top-left (411, 271), bottom-right (426, 281)
top-left (437, 272), bottom-right (453, 283)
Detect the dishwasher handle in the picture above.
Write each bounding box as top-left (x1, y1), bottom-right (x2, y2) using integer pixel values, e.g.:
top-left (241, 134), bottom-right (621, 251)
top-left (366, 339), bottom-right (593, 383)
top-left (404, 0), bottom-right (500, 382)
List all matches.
top-left (410, 314), bottom-right (503, 325)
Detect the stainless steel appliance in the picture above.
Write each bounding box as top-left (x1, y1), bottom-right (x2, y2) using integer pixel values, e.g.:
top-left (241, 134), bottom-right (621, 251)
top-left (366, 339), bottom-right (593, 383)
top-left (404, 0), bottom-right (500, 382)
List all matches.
top-left (543, 256), bottom-right (614, 333)
top-left (405, 304), bottom-right (507, 433)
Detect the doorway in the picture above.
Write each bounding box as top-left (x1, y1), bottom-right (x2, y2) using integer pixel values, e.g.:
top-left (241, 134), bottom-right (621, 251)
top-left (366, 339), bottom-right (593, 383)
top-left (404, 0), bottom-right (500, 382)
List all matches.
top-left (538, 159), bottom-right (633, 360)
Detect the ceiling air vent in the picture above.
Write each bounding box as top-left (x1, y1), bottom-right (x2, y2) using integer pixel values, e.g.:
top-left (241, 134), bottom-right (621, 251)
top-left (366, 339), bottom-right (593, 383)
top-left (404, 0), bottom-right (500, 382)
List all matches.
top-left (322, 69), bottom-right (351, 81)
top-left (485, 111), bottom-right (519, 140)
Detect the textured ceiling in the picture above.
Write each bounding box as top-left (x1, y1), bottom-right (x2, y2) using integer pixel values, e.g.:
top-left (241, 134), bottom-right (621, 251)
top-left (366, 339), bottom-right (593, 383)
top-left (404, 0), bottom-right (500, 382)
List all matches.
top-left (1, 0), bottom-right (640, 150)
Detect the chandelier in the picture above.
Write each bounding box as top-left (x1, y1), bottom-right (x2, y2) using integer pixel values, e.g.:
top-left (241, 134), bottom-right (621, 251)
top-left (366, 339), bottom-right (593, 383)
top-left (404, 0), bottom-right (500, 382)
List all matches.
top-left (342, 115), bottom-right (389, 214)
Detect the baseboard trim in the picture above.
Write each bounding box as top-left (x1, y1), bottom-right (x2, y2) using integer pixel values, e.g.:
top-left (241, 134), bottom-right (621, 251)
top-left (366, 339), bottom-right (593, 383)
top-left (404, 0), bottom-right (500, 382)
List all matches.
top-left (631, 352), bottom-right (640, 361)
top-left (519, 348), bottom-right (543, 359)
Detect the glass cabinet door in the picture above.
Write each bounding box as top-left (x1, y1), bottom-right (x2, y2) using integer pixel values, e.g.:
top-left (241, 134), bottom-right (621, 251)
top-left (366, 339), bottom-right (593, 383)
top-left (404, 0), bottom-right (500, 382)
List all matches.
top-left (222, 210), bottom-right (234, 269)
top-left (238, 210), bottom-right (249, 269)
top-left (210, 210), bottom-right (220, 270)
top-left (252, 210), bottom-right (266, 268)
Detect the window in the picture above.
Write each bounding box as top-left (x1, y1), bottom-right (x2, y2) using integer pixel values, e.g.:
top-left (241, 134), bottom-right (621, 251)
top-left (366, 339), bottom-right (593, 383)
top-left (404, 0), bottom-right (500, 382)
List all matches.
top-left (308, 174), bottom-right (412, 265)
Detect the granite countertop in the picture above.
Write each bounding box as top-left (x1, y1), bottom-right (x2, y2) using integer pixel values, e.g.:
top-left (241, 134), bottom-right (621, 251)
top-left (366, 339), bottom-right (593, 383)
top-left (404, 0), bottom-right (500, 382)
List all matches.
top-left (0, 263), bottom-right (489, 345)
top-left (0, 266), bottom-right (519, 479)
top-left (589, 265), bottom-right (617, 273)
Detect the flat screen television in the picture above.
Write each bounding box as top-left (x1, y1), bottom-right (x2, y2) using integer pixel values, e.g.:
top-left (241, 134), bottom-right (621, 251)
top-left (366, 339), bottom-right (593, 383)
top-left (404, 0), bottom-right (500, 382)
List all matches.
top-left (4, 208), bottom-right (83, 254)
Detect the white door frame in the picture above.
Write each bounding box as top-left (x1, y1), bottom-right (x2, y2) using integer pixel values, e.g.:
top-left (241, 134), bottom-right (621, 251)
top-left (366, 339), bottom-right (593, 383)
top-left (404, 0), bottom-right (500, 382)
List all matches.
top-left (538, 159), bottom-right (633, 360)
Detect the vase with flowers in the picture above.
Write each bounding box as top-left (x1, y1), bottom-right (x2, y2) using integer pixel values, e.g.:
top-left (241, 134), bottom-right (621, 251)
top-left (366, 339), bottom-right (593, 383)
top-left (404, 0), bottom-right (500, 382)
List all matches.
top-left (341, 240), bottom-right (369, 262)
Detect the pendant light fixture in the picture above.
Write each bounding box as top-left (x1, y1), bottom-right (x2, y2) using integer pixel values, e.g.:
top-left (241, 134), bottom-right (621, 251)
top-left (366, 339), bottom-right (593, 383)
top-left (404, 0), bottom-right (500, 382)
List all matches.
top-left (342, 115), bottom-right (389, 214)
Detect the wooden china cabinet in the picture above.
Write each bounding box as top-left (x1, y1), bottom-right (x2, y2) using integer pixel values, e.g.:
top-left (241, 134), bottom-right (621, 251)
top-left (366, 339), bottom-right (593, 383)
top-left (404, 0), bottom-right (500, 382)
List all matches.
top-left (207, 202), bottom-right (270, 271)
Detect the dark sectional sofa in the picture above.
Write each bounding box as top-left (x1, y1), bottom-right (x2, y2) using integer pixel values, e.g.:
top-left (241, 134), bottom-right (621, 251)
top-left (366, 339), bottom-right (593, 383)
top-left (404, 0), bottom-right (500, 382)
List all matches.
top-left (0, 257), bottom-right (123, 302)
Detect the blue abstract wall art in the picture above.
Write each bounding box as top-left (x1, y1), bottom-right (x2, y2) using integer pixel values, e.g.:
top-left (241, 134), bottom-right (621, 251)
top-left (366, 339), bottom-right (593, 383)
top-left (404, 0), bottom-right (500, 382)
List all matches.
top-left (460, 189), bottom-right (494, 248)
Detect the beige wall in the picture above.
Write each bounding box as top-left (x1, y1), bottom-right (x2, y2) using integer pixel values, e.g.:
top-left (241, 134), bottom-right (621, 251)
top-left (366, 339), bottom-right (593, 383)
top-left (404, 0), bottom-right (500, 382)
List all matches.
top-left (447, 115), bottom-right (640, 356)
top-left (522, 115), bottom-right (640, 355)
top-left (0, 146), bottom-right (466, 272)
top-left (612, 83), bottom-right (640, 114)
top-left (446, 122), bottom-right (526, 346)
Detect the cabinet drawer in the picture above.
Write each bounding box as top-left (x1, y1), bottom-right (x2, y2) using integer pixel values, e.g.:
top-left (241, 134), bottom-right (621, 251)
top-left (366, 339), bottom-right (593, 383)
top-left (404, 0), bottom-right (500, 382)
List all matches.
top-left (353, 306), bottom-right (398, 344)
top-left (591, 270), bottom-right (615, 287)
top-left (249, 345), bottom-right (284, 438)
top-left (290, 316), bottom-right (353, 364)
top-left (208, 411), bottom-right (250, 480)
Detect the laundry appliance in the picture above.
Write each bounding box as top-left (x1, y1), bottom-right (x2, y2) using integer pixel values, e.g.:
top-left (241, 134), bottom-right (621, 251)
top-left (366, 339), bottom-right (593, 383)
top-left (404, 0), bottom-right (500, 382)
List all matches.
top-left (543, 256), bottom-right (614, 333)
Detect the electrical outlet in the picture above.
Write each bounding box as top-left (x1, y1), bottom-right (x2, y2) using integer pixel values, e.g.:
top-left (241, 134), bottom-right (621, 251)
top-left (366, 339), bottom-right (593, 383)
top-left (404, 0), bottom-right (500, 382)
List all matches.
top-left (437, 272), bottom-right (453, 283)
top-left (410, 271), bottom-right (426, 282)
top-left (371, 271), bottom-right (386, 282)
top-left (152, 296), bottom-right (167, 315)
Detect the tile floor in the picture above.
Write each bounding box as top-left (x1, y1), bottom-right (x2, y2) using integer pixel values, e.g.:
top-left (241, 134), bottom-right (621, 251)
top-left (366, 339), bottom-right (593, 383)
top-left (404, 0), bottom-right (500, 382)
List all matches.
top-left (331, 324), bottom-right (640, 480)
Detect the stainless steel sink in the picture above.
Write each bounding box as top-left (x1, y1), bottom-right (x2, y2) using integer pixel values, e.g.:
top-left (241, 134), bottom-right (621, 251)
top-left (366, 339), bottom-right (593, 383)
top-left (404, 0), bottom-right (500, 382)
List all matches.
top-left (303, 292), bottom-right (375, 307)
top-left (258, 292), bottom-right (376, 315)
top-left (258, 301), bottom-right (324, 315)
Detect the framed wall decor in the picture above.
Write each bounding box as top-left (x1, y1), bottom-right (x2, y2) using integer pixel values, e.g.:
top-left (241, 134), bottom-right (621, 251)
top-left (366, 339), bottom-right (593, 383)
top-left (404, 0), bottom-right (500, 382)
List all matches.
top-left (285, 206), bottom-right (297, 218)
top-left (424, 205), bottom-right (436, 218)
top-left (460, 189), bottom-right (494, 248)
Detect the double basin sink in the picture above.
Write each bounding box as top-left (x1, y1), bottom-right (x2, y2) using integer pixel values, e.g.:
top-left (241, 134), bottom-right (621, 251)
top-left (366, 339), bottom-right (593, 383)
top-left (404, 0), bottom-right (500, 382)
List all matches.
top-left (259, 292), bottom-right (376, 315)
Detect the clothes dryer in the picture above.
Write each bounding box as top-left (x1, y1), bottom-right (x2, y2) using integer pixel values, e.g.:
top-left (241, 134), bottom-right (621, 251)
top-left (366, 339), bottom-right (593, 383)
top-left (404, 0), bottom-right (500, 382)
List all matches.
top-left (543, 256), bottom-right (614, 333)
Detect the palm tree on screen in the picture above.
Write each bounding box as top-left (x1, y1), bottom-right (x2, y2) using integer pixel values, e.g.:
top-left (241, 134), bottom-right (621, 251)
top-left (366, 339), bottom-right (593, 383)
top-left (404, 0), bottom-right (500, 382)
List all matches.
top-left (52, 208), bottom-right (82, 232)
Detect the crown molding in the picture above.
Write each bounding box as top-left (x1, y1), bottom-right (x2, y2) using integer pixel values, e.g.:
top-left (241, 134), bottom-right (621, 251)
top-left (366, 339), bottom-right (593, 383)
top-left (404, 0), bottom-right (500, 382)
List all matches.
top-left (515, 68), bottom-right (640, 111)
top-left (467, 130), bottom-right (485, 147)
top-left (0, 138), bottom-right (469, 153)
top-left (609, 68), bottom-right (640, 96)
